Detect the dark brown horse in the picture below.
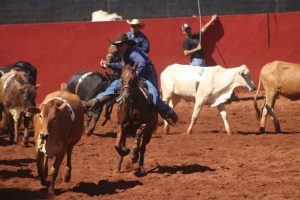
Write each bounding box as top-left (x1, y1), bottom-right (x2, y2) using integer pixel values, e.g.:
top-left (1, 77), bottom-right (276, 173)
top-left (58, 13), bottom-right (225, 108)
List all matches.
top-left (115, 63), bottom-right (157, 174)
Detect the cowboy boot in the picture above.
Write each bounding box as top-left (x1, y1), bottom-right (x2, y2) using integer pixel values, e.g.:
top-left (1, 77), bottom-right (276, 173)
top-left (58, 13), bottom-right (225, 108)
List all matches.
top-left (81, 95), bottom-right (114, 111)
top-left (161, 108), bottom-right (178, 126)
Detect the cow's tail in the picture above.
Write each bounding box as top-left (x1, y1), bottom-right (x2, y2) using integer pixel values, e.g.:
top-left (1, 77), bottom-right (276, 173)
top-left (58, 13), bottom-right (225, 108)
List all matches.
top-left (254, 74), bottom-right (262, 120)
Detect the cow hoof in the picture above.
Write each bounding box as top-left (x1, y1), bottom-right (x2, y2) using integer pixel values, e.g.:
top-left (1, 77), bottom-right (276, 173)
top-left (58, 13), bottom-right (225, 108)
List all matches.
top-left (13, 138), bottom-right (19, 144)
top-left (86, 129), bottom-right (93, 136)
top-left (64, 168), bottom-right (71, 182)
top-left (259, 127), bottom-right (265, 134)
top-left (131, 155), bottom-right (139, 164)
top-left (63, 174), bottom-right (71, 183)
top-left (275, 129), bottom-right (281, 134)
top-left (22, 138), bottom-right (29, 147)
top-left (41, 180), bottom-right (49, 186)
top-left (134, 167), bottom-right (146, 177)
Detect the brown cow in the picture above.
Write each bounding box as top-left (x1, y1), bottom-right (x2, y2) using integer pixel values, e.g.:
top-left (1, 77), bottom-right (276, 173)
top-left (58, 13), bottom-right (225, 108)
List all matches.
top-left (254, 61), bottom-right (300, 133)
top-left (28, 84), bottom-right (84, 195)
top-left (0, 70), bottom-right (39, 145)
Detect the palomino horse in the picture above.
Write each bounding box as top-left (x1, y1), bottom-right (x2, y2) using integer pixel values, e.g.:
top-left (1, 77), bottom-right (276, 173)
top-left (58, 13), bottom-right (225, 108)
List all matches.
top-left (115, 63), bottom-right (157, 174)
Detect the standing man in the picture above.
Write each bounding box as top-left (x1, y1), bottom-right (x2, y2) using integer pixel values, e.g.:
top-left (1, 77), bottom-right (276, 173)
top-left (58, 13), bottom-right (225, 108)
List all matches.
top-left (126, 18), bottom-right (150, 53)
top-left (182, 14), bottom-right (218, 66)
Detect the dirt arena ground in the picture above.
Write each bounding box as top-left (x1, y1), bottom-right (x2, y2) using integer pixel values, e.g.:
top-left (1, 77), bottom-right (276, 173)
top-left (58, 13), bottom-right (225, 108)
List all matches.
top-left (0, 92), bottom-right (300, 200)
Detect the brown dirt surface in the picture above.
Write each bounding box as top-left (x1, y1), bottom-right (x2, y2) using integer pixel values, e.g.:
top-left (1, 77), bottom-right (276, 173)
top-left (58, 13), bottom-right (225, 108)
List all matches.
top-left (1, 92), bottom-right (300, 200)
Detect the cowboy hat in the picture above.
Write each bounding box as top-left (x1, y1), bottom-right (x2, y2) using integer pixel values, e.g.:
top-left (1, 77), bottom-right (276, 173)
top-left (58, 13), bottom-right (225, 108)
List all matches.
top-left (126, 19), bottom-right (145, 28)
top-left (108, 34), bottom-right (136, 46)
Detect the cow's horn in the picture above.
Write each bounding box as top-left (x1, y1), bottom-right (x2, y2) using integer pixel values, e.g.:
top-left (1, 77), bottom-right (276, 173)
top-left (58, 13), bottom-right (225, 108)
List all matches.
top-left (58, 102), bottom-right (67, 111)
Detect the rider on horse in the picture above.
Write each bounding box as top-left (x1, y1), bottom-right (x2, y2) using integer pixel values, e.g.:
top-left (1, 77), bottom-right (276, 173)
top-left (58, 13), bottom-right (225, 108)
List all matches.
top-left (82, 34), bottom-right (178, 125)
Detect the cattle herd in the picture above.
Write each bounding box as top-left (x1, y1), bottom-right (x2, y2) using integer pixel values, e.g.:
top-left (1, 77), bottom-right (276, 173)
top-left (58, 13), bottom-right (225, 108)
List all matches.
top-left (0, 59), bottom-right (299, 195)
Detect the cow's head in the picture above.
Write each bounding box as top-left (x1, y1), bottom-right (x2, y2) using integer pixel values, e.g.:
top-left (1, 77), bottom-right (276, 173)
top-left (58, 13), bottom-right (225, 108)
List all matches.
top-left (237, 65), bottom-right (256, 91)
top-left (19, 84), bottom-right (40, 108)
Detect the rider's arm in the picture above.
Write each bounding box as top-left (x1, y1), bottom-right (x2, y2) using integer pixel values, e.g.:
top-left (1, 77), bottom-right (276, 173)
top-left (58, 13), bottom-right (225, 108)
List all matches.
top-left (129, 51), bottom-right (146, 77)
top-left (106, 62), bottom-right (123, 70)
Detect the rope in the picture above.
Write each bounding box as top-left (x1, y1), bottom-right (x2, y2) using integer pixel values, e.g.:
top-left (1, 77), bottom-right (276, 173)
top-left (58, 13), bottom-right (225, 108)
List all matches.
top-left (197, 0), bottom-right (202, 43)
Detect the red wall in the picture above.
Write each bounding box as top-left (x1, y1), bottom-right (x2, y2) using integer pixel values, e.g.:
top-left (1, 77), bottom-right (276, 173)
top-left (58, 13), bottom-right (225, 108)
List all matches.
top-left (1, 12), bottom-right (300, 103)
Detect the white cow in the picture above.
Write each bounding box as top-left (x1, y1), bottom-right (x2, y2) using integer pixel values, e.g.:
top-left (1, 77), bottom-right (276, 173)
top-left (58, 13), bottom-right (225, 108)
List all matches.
top-left (160, 64), bottom-right (256, 135)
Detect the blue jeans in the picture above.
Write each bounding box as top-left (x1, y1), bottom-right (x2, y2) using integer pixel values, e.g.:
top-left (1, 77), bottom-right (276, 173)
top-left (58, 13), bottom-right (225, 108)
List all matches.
top-left (95, 79), bottom-right (171, 114)
top-left (190, 58), bottom-right (206, 67)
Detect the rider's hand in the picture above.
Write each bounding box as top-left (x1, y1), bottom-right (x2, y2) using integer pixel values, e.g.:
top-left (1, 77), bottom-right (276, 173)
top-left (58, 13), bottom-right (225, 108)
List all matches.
top-left (100, 59), bottom-right (108, 68)
top-left (212, 14), bottom-right (218, 21)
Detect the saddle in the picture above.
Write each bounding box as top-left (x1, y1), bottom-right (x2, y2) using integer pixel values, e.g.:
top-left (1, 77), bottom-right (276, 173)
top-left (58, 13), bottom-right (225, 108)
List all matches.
top-left (138, 79), bottom-right (152, 104)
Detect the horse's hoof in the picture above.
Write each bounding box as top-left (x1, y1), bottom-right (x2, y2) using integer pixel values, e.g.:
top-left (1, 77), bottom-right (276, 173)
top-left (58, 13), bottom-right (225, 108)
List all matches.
top-left (115, 146), bottom-right (130, 156)
top-left (63, 169), bottom-right (71, 182)
top-left (121, 148), bottom-right (130, 156)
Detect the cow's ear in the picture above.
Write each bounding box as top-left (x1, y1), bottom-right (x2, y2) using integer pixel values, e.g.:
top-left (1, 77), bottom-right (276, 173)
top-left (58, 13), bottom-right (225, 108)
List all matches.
top-left (35, 84), bottom-right (40, 90)
top-left (27, 106), bottom-right (41, 115)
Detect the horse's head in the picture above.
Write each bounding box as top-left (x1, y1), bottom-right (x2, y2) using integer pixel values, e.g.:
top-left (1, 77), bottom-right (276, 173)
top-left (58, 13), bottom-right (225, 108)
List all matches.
top-left (116, 63), bottom-right (138, 103)
top-left (106, 44), bottom-right (120, 63)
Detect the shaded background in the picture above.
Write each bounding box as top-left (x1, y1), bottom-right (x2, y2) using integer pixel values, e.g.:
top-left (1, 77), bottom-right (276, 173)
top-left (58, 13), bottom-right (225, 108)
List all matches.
top-left (1, 0), bottom-right (300, 24)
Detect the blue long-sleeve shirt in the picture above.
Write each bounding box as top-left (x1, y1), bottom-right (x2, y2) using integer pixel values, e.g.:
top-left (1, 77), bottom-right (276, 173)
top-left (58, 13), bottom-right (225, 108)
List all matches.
top-left (126, 31), bottom-right (150, 53)
top-left (106, 46), bottom-right (158, 89)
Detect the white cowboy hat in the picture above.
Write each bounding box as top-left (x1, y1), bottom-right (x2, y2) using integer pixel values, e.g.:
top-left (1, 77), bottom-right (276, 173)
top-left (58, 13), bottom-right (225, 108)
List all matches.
top-left (126, 19), bottom-right (145, 28)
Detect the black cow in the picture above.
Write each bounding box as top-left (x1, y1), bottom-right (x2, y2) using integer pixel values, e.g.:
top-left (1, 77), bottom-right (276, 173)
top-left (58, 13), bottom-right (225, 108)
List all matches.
top-left (67, 70), bottom-right (119, 135)
top-left (0, 61), bottom-right (37, 85)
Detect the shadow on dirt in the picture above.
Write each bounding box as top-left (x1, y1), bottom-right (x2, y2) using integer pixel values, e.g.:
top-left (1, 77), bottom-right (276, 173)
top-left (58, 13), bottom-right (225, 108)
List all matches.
top-left (70, 179), bottom-right (142, 196)
top-left (0, 169), bottom-right (36, 179)
top-left (0, 139), bottom-right (12, 146)
top-left (237, 131), bottom-right (296, 135)
top-left (0, 158), bottom-right (35, 167)
top-left (0, 188), bottom-right (48, 200)
top-left (93, 131), bottom-right (117, 138)
top-left (225, 95), bottom-right (264, 104)
top-left (147, 164), bottom-right (215, 175)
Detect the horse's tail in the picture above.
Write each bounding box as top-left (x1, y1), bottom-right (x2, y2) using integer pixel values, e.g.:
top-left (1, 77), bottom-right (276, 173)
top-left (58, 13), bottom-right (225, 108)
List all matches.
top-left (254, 74), bottom-right (262, 120)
